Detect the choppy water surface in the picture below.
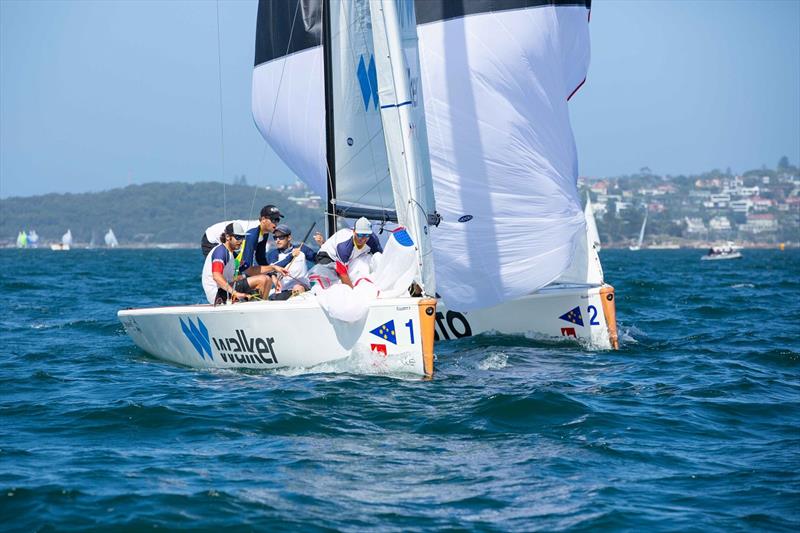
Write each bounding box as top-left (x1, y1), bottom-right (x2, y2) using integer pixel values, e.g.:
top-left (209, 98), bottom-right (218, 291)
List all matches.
top-left (1, 249), bottom-right (798, 531)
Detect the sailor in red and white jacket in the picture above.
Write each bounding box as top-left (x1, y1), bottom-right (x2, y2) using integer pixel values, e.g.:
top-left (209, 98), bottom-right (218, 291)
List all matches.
top-left (315, 217), bottom-right (383, 288)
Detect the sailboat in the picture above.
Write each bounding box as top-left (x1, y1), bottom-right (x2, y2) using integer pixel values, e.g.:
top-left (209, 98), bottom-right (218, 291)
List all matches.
top-left (105, 228), bottom-right (119, 248)
top-left (51, 229), bottom-right (72, 251)
top-left (27, 230), bottom-right (39, 248)
top-left (16, 231), bottom-right (28, 248)
top-left (629, 210), bottom-right (648, 251)
top-left (119, 0), bottom-right (617, 377)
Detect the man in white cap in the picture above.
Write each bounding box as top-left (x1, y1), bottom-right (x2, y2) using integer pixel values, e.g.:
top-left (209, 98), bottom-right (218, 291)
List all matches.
top-left (316, 217), bottom-right (383, 288)
top-left (201, 222), bottom-right (287, 305)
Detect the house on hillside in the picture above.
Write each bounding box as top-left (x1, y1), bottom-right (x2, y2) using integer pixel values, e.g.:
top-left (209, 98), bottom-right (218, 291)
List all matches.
top-left (684, 217), bottom-right (707, 237)
top-left (739, 214), bottom-right (778, 234)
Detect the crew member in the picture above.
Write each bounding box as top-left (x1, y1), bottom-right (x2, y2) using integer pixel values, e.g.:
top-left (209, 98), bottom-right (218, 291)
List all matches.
top-left (316, 217), bottom-right (382, 287)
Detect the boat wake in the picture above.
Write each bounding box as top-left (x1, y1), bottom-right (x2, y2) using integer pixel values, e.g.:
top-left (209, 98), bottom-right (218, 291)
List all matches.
top-left (477, 352), bottom-right (509, 370)
top-left (268, 345), bottom-right (424, 379)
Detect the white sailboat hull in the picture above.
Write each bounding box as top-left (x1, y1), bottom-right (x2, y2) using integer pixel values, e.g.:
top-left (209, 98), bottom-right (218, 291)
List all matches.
top-left (119, 295), bottom-right (436, 376)
top-left (701, 252), bottom-right (742, 261)
top-left (50, 244), bottom-right (70, 251)
top-left (118, 284), bottom-right (618, 374)
top-left (439, 284), bottom-right (618, 349)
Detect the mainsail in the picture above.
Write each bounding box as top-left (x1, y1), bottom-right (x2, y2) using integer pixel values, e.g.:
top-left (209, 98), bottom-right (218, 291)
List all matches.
top-left (586, 193), bottom-right (601, 252)
top-left (62, 229), bottom-right (73, 247)
top-left (252, 0), bottom-right (593, 310)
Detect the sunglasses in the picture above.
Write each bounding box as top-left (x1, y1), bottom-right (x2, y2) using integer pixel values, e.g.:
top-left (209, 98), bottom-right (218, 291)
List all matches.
top-left (355, 233), bottom-right (371, 238)
top-left (274, 234), bottom-right (290, 239)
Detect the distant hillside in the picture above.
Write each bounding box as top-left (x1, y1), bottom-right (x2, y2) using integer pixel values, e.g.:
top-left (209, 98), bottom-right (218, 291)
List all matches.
top-left (0, 182), bottom-right (325, 244)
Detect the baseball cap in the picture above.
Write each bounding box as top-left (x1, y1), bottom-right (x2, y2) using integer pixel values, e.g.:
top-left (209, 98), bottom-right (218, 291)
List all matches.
top-left (225, 221), bottom-right (247, 239)
top-left (260, 205), bottom-right (283, 220)
top-left (273, 224), bottom-right (292, 237)
top-left (354, 217), bottom-right (371, 236)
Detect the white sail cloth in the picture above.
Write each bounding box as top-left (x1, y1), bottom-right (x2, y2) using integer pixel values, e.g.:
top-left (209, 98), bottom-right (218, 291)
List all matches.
top-left (252, 1), bottom-right (593, 312)
top-left (312, 229), bottom-right (417, 323)
top-left (417, 5), bottom-right (590, 310)
top-left (253, 47), bottom-right (326, 197)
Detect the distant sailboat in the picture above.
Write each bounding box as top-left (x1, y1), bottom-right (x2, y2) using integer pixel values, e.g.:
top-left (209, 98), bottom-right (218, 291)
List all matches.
top-left (27, 230), bottom-right (39, 248)
top-left (16, 231), bottom-right (28, 248)
top-left (585, 194), bottom-right (601, 252)
top-left (629, 211), bottom-right (648, 251)
top-left (104, 228), bottom-right (119, 248)
top-left (51, 229), bottom-right (72, 251)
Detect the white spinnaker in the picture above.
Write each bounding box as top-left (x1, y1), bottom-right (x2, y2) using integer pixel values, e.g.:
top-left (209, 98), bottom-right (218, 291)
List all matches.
top-left (252, 47), bottom-right (326, 197)
top-left (331, 0), bottom-right (394, 214)
top-left (417, 5), bottom-right (591, 310)
top-left (370, 0), bottom-right (437, 295)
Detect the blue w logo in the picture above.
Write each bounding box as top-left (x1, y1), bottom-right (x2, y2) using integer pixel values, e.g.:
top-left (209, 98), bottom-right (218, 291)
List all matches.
top-left (180, 317), bottom-right (213, 360)
top-left (357, 54), bottom-right (379, 111)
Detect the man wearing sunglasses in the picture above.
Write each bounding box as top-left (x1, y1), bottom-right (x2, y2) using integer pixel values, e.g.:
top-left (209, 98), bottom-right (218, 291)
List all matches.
top-left (265, 224), bottom-right (317, 300)
top-left (238, 204), bottom-right (284, 276)
top-left (316, 217), bottom-right (383, 288)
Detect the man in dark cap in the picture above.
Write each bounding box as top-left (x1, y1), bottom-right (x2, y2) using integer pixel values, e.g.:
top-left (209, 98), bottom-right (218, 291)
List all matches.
top-left (239, 204), bottom-right (284, 275)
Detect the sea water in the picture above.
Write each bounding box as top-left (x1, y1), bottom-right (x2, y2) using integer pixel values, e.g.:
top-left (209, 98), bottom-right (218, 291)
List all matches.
top-left (1, 249), bottom-right (798, 531)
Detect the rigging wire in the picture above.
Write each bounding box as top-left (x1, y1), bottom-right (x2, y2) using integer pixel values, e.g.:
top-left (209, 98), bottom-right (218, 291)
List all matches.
top-left (215, 0), bottom-right (227, 219)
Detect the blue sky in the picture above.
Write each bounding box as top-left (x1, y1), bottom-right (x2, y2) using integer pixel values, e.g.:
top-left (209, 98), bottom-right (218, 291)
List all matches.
top-left (1, 0), bottom-right (798, 198)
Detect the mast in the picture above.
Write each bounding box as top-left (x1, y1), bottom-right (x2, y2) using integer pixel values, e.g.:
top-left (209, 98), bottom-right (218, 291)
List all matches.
top-left (322, 0), bottom-right (337, 238)
top-left (370, 0), bottom-right (437, 297)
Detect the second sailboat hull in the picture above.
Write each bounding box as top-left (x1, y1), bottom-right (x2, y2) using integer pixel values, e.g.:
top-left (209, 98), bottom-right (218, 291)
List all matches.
top-left (439, 284), bottom-right (618, 350)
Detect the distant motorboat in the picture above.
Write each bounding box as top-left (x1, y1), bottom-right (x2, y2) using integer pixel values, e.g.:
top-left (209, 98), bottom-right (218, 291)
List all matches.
top-left (701, 243), bottom-right (742, 261)
top-left (105, 228), bottom-right (119, 248)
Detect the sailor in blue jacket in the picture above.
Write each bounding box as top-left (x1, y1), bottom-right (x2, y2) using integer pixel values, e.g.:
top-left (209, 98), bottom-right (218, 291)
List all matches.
top-left (239, 204), bottom-right (283, 275)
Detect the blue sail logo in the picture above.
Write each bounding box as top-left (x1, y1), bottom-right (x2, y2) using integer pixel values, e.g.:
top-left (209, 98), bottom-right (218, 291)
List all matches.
top-left (357, 54), bottom-right (379, 111)
top-left (180, 317), bottom-right (213, 360)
